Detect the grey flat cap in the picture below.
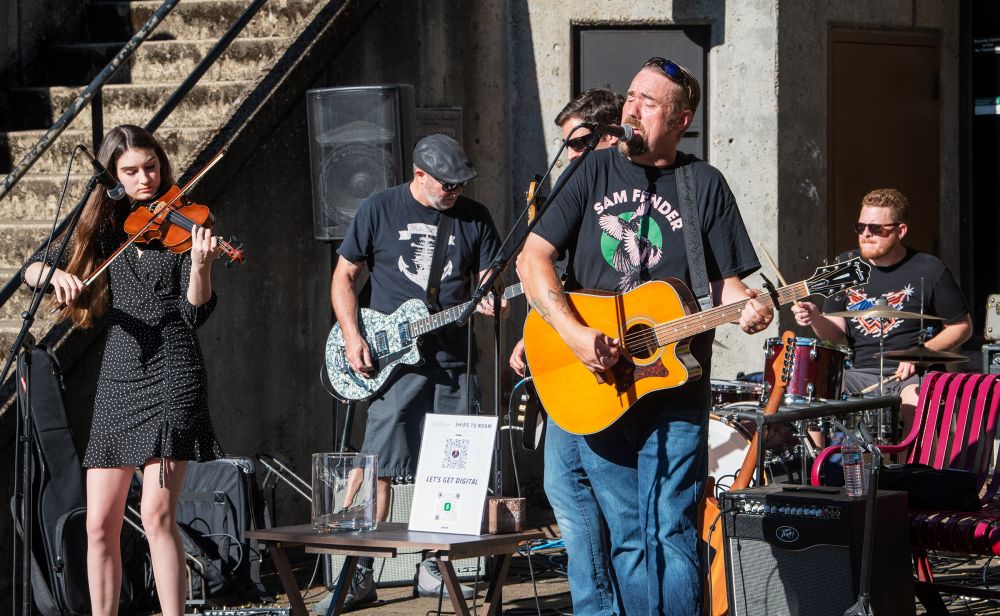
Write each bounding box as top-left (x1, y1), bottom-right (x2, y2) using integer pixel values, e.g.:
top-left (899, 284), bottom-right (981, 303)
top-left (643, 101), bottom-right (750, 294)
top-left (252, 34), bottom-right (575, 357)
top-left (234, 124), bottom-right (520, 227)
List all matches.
top-left (412, 134), bottom-right (477, 184)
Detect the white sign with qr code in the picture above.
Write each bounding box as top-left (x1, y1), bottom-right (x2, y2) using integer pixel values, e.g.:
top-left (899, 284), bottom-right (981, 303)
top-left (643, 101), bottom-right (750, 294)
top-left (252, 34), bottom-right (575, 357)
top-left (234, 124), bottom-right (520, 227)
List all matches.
top-left (408, 413), bottom-right (497, 534)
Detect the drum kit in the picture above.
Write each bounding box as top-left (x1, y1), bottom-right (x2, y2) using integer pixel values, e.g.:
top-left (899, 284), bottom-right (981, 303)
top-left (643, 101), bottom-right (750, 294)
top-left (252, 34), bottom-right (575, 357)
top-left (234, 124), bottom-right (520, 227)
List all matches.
top-left (708, 305), bottom-right (969, 492)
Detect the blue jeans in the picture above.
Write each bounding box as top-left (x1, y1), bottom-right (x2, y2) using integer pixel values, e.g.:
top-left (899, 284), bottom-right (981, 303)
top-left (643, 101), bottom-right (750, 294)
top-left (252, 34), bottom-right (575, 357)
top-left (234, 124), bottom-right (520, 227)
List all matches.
top-left (544, 418), bottom-right (619, 615)
top-left (582, 399), bottom-right (708, 616)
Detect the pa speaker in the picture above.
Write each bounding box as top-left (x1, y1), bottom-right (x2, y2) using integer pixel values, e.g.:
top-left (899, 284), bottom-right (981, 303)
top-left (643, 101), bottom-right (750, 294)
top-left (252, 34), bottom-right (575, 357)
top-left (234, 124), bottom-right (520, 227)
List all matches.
top-left (306, 84), bottom-right (416, 240)
top-left (720, 485), bottom-right (914, 616)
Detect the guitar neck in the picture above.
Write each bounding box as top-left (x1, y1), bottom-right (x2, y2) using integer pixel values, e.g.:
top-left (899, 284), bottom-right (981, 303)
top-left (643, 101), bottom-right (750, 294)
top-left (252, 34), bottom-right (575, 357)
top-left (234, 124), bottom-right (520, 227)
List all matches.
top-left (410, 282), bottom-right (523, 337)
top-left (649, 280), bottom-right (809, 348)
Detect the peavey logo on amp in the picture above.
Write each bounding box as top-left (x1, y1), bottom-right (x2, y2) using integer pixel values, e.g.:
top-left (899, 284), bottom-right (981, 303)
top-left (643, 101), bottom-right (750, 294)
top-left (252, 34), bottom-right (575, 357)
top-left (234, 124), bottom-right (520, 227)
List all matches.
top-left (775, 525), bottom-right (800, 543)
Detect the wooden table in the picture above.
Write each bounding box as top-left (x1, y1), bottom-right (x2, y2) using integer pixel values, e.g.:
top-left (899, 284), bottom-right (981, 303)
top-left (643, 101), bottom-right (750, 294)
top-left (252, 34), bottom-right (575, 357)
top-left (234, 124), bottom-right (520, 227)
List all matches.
top-left (247, 523), bottom-right (544, 616)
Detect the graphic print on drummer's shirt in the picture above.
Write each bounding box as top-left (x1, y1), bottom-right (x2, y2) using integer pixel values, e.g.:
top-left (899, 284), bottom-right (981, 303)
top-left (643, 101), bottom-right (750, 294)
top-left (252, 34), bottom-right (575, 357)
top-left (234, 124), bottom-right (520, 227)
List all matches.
top-left (844, 285), bottom-right (914, 338)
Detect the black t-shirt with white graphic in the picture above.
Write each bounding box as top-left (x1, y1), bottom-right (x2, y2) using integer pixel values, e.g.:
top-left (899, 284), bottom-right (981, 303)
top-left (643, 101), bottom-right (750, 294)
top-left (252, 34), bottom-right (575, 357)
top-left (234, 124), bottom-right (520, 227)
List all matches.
top-left (532, 148), bottom-right (760, 408)
top-left (338, 183), bottom-right (502, 366)
top-left (822, 248), bottom-right (968, 370)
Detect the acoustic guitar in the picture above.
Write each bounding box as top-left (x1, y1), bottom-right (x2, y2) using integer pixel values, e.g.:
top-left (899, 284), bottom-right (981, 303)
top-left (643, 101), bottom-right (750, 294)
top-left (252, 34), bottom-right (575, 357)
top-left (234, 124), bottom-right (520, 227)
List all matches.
top-left (522, 257), bottom-right (870, 435)
top-left (700, 330), bottom-right (795, 616)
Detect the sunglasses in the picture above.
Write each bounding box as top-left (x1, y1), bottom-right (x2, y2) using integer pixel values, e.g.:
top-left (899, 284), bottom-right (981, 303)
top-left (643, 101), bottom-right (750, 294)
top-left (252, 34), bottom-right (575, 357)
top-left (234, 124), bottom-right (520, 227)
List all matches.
top-left (854, 222), bottom-right (900, 236)
top-left (565, 134), bottom-right (592, 153)
top-left (432, 177), bottom-right (468, 193)
top-left (644, 57), bottom-right (690, 90)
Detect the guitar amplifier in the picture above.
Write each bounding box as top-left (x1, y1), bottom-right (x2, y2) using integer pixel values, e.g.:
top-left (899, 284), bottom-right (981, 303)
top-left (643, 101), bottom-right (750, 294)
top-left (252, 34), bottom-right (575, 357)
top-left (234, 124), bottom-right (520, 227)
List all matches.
top-left (721, 485), bottom-right (914, 616)
top-left (323, 483), bottom-right (485, 588)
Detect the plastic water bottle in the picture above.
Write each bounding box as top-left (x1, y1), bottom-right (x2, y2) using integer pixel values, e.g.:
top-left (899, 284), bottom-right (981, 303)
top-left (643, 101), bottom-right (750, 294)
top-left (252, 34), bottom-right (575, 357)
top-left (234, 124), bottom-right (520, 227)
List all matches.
top-left (842, 435), bottom-right (866, 497)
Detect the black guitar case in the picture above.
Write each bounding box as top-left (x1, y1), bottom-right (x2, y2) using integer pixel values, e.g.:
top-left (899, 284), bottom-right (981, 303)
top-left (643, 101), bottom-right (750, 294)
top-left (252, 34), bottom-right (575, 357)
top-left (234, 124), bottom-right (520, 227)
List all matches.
top-left (12, 345), bottom-right (153, 614)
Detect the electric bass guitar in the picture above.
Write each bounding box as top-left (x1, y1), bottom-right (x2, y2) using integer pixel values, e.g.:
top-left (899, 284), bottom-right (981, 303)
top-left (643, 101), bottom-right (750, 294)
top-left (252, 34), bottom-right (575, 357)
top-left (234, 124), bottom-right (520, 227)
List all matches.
top-left (700, 330), bottom-right (795, 616)
top-left (522, 257), bottom-right (870, 434)
top-left (326, 282), bottom-right (524, 401)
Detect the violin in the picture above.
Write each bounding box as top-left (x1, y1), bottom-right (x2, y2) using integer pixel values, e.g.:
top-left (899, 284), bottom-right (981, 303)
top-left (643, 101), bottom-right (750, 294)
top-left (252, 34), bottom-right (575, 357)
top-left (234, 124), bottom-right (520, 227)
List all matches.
top-left (50, 149), bottom-right (244, 314)
top-left (125, 184), bottom-right (245, 263)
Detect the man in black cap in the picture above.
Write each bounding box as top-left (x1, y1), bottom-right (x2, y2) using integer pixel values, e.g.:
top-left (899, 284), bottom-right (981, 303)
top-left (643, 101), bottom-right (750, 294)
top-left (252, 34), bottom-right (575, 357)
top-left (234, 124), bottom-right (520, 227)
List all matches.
top-left (325, 133), bottom-right (503, 610)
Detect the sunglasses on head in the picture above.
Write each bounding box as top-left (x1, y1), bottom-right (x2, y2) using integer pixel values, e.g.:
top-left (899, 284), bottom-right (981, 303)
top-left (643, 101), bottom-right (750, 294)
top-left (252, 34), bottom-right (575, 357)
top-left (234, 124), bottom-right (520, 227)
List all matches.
top-left (644, 57), bottom-right (690, 89)
top-left (854, 222), bottom-right (900, 236)
top-left (432, 176), bottom-right (468, 193)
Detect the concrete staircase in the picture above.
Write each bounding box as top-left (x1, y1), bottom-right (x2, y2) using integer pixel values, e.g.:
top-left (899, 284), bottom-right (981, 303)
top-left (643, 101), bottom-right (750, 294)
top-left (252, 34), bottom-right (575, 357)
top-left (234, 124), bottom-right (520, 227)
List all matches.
top-left (0, 0), bottom-right (328, 351)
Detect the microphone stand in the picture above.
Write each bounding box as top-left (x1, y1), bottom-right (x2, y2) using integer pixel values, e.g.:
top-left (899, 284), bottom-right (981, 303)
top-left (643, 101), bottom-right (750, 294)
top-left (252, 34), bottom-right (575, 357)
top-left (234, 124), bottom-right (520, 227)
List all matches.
top-left (830, 418), bottom-right (881, 616)
top-left (455, 131), bottom-right (603, 499)
top-left (3, 175), bottom-right (99, 616)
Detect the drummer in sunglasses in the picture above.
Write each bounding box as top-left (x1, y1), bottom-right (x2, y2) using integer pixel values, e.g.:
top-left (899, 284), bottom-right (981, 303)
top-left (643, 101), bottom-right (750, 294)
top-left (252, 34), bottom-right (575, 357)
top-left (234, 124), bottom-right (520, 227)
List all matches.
top-left (792, 188), bottom-right (971, 435)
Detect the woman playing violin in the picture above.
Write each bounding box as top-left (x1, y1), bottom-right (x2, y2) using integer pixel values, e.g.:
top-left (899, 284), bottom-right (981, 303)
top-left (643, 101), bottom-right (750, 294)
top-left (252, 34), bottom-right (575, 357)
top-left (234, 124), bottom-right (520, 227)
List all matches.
top-left (21, 124), bottom-right (224, 616)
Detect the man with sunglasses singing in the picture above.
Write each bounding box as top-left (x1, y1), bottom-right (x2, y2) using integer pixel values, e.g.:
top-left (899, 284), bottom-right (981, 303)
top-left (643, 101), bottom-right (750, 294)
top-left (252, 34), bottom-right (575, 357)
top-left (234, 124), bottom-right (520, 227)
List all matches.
top-left (518, 59), bottom-right (770, 615)
top-left (327, 134), bottom-right (502, 611)
top-left (792, 188), bottom-right (971, 430)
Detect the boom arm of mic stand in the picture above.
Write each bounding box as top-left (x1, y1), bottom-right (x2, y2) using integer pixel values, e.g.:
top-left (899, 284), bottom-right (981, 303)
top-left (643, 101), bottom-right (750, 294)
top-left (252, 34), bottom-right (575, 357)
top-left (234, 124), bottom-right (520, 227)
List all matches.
top-left (455, 146), bottom-right (597, 328)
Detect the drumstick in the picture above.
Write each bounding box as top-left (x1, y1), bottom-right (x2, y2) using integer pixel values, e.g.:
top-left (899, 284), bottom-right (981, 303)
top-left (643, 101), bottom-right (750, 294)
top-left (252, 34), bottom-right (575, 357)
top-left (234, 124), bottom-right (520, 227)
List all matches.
top-left (757, 242), bottom-right (801, 308)
top-left (859, 374), bottom-right (902, 395)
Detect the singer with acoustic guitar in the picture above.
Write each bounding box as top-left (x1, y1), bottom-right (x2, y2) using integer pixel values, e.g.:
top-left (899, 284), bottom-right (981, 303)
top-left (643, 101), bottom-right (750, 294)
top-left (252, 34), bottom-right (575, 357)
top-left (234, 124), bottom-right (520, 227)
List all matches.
top-left (516, 59), bottom-right (772, 615)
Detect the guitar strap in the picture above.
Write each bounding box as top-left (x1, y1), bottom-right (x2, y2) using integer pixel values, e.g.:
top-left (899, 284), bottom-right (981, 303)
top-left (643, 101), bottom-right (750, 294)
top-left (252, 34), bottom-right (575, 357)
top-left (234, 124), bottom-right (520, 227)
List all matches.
top-left (674, 153), bottom-right (713, 312)
top-left (425, 213), bottom-right (454, 311)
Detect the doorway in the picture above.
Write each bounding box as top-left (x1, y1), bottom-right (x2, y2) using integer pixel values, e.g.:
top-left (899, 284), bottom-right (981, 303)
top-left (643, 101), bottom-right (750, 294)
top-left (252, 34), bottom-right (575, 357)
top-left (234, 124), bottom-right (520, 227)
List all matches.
top-left (828, 29), bottom-right (941, 259)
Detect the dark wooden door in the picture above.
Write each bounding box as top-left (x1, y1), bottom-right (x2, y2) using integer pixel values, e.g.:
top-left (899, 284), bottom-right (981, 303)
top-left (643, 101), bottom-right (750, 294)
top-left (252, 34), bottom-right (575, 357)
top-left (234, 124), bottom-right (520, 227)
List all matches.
top-left (828, 30), bottom-right (941, 258)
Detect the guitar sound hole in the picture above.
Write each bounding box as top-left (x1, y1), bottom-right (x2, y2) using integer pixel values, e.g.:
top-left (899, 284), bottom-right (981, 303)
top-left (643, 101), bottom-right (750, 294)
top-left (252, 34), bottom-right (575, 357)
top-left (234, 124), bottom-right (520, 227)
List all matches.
top-left (625, 323), bottom-right (656, 359)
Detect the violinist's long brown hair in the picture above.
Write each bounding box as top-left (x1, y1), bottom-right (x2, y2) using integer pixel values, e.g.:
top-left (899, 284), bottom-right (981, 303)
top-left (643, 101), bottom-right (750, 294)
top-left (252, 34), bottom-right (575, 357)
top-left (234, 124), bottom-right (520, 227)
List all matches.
top-left (61, 125), bottom-right (173, 328)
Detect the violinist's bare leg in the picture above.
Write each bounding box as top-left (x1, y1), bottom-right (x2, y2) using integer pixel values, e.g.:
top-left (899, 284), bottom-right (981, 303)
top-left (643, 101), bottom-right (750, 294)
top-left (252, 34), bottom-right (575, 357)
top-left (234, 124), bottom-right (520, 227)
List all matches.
top-left (86, 467), bottom-right (133, 616)
top-left (141, 458), bottom-right (189, 616)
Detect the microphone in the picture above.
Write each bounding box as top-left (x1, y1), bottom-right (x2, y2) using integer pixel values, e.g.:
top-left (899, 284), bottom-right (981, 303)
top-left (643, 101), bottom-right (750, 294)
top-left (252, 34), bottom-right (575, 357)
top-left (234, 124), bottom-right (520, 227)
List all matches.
top-left (582, 122), bottom-right (636, 142)
top-left (81, 146), bottom-right (126, 200)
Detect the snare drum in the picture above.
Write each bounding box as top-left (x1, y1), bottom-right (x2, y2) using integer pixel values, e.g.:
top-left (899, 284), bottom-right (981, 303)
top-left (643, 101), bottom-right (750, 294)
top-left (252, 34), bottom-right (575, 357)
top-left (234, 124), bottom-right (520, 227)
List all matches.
top-left (763, 336), bottom-right (849, 402)
top-left (710, 379), bottom-right (763, 406)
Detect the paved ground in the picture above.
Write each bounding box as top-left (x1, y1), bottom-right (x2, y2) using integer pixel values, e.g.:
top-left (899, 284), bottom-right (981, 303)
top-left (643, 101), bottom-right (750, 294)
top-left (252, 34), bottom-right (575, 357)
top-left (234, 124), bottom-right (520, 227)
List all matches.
top-left (178, 525), bottom-right (1000, 615)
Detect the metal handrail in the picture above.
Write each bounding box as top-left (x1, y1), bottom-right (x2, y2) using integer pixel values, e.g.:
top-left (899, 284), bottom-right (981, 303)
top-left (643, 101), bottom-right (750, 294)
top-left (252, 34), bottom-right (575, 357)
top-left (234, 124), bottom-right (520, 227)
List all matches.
top-left (0, 0), bottom-right (272, 310)
top-left (0, 0), bottom-right (180, 204)
top-left (147, 0), bottom-right (269, 133)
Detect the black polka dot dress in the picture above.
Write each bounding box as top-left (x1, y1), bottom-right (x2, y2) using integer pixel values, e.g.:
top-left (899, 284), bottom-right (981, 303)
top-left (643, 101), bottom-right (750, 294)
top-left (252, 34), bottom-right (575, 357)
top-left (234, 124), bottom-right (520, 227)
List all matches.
top-left (25, 221), bottom-right (224, 469)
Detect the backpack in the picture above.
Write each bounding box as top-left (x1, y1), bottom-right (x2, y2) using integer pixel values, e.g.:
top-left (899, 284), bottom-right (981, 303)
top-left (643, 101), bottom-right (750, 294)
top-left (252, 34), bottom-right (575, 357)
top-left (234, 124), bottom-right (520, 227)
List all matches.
top-left (175, 457), bottom-right (273, 601)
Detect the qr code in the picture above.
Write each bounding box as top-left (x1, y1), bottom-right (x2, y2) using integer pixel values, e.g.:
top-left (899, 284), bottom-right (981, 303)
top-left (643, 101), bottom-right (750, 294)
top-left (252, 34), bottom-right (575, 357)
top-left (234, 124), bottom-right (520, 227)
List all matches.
top-left (434, 491), bottom-right (461, 523)
top-left (442, 438), bottom-right (470, 469)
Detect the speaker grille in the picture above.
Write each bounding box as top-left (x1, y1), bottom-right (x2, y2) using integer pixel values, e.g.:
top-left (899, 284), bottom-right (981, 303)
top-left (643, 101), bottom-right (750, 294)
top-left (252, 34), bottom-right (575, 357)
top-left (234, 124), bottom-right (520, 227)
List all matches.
top-left (306, 85), bottom-right (415, 240)
top-left (728, 539), bottom-right (853, 616)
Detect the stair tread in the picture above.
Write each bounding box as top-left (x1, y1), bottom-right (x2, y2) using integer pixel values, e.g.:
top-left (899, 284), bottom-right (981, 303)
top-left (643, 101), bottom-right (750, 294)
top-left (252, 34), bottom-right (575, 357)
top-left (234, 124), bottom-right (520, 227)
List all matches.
top-left (12, 80), bottom-right (253, 93)
top-left (51, 36), bottom-right (289, 49)
top-left (2, 126), bottom-right (214, 138)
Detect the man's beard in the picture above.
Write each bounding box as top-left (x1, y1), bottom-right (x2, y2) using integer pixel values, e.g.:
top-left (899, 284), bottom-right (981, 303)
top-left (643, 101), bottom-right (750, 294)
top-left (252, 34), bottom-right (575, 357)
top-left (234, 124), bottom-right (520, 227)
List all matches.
top-left (618, 118), bottom-right (647, 156)
top-left (860, 241), bottom-right (891, 260)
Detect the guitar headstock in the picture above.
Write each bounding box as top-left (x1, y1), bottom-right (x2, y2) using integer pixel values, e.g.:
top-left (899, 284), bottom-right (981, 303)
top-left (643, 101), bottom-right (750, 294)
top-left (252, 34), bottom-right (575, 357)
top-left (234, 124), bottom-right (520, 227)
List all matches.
top-left (776, 331), bottom-right (795, 389)
top-left (804, 257), bottom-right (871, 297)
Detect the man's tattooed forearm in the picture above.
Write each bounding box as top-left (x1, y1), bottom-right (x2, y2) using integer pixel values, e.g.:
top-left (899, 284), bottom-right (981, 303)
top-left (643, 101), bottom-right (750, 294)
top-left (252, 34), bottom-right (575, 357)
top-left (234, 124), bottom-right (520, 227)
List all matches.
top-left (530, 288), bottom-right (571, 324)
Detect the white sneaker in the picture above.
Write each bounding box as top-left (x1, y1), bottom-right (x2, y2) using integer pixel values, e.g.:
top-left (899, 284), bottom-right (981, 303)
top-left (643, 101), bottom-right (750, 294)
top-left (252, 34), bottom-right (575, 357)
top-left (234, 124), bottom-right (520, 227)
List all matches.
top-left (413, 559), bottom-right (475, 599)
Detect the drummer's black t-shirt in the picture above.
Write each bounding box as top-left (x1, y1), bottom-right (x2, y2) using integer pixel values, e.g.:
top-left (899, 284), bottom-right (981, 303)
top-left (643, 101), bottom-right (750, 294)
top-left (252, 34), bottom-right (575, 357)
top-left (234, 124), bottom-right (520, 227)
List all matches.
top-left (822, 248), bottom-right (968, 370)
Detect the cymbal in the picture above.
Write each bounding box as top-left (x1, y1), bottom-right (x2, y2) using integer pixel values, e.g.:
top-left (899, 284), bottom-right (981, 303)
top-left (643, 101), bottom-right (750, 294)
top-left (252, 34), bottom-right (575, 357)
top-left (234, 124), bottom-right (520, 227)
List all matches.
top-left (877, 346), bottom-right (969, 365)
top-left (825, 307), bottom-right (943, 321)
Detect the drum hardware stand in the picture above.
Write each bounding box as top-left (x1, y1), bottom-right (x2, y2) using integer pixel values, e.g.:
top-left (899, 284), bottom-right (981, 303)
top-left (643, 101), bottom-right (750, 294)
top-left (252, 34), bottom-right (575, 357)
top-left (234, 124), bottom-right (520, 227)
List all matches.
top-left (829, 418), bottom-right (882, 616)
